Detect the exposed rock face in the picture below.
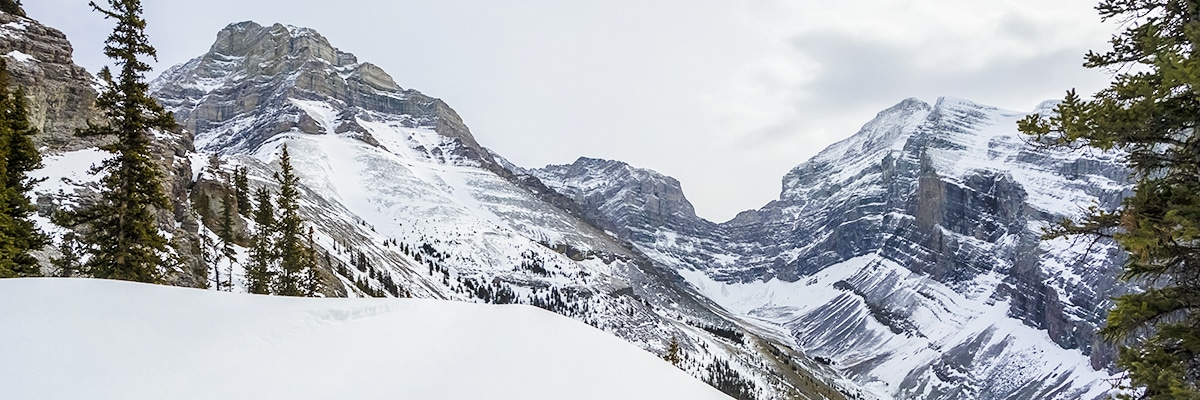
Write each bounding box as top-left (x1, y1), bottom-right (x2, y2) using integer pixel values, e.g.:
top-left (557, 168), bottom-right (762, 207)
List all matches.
top-left (538, 98), bottom-right (1131, 399)
top-left (745, 98), bottom-right (1128, 364)
top-left (535, 157), bottom-right (717, 240)
top-left (153, 22), bottom-right (491, 165)
top-left (0, 11), bottom-right (99, 149)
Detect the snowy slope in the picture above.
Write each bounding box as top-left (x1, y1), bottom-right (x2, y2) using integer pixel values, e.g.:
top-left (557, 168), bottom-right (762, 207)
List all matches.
top-left (537, 98), bottom-right (1132, 399)
top-left (145, 21), bottom-right (844, 399)
top-left (0, 278), bottom-right (732, 400)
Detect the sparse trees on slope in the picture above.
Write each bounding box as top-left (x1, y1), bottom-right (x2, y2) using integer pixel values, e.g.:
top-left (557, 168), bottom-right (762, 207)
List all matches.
top-left (1017, 0), bottom-right (1200, 397)
top-left (0, 59), bottom-right (47, 277)
top-left (72, 0), bottom-right (175, 283)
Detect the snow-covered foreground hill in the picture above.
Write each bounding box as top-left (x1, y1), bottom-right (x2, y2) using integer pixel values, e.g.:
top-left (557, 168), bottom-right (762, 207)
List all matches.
top-left (0, 278), bottom-right (732, 400)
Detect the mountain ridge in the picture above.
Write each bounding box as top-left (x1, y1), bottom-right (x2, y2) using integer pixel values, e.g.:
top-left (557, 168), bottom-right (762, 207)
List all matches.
top-left (537, 96), bottom-right (1131, 398)
top-left (4, 9), bottom-right (1133, 399)
top-left (146, 20), bottom-right (854, 400)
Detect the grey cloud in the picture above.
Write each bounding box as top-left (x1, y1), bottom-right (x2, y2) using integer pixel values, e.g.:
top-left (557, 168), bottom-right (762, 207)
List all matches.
top-left (791, 32), bottom-right (1096, 109)
top-left (736, 31), bottom-right (1106, 147)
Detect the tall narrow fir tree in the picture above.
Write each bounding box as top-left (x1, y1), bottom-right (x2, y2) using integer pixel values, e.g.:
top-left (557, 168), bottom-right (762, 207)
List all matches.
top-left (73, 0), bottom-right (175, 283)
top-left (271, 144), bottom-right (316, 296)
top-left (233, 166), bottom-right (251, 216)
top-left (245, 186), bottom-right (275, 295)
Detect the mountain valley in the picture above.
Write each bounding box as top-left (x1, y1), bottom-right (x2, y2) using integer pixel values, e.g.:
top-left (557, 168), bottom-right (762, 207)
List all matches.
top-left (0, 7), bottom-right (1136, 400)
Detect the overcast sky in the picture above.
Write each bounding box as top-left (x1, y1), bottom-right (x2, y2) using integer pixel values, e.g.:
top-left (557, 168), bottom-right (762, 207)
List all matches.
top-left (24, 0), bottom-right (1114, 222)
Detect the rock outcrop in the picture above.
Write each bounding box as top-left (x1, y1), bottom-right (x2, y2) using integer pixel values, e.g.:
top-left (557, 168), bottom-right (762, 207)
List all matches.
top-left (0, 11), bottom-right (99, 149)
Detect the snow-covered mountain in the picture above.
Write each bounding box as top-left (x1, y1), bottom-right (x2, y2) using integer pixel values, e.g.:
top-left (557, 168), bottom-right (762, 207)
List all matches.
top-left (4, 6), bottom-right (1134, 398)
top-left (0, 278), bottom-right (734, 400)
top-left (536, 98), bottom-right (1131, 399)
top-left (144, 21), bottom-right (847, 400)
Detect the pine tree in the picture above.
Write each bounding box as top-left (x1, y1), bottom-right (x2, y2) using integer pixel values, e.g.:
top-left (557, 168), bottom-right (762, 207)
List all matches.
top-left (218, 189), bottom-right (236, 261)
top-left (663, 335), bottom-right (682, 367)
top-left (233, 166), bottom-right (251, 216)
top-left (245, 186), bottom-right (274, 295)
top-left (303, 227), bottom-right (320, 296)
top-left (271, 144), bottom-right (316, 296)
top-left (205, 154), bottom-right (223, 181)
top-left (1017, 1), bottom-right (1200, 396)
top-left (199, 228), bottom-right (217, 289)
top-left (0, 0), bottom-right (24, 17)
top-left (0, 58), bottom-right (47, 277)
top-left (49, 231), bottom-right (81, 278)
top-left (72, 0), bottom-right (175, 283)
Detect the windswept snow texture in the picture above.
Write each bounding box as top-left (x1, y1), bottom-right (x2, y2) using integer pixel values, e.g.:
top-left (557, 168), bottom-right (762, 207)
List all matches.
top-left (0, 279), bottom-right (732, 400)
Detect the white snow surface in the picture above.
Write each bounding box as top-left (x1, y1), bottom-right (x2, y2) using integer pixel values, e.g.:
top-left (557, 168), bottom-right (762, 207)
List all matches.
top-left (31, 147), bottom-right (109, 194)
top-left (0, 278), bottom-right (731, 400)
top-left (3, 49), bottom-right (36, 63)
top-left (680, 255), bottom-right (1119, 399)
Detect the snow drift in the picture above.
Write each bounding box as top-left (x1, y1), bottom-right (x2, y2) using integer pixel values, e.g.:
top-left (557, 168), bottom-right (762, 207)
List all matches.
top-left (0, 279), bottom-right (731, 400)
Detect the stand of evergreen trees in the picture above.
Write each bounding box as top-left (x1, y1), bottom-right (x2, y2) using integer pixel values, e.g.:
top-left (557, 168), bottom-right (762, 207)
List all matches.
top-left (0, 59), bottom-right (47, 278)
top-left (243, 145), bottom-right (320, 297)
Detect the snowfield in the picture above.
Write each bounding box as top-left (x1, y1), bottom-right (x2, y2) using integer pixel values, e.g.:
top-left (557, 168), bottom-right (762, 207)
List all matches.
top-left (0, 279), bottom-right (732, 400)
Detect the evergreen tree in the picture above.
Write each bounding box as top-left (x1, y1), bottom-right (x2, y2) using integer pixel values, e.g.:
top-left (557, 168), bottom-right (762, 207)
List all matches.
top-left (218, 189), bottom-right (236, 262)
top-left (0, 59), bottom-right (47, 277)
top-left (72, 0), bottom-right (175, 283)
top-left (271, 144), bottom-right (316, 296)
top-left (303, 227), bottom-right (320, 296)
top-left (233, 166), bottom-right (251, 216)
top-left (49, 231), bottom-right (81, 278)
top-left (0, 0), bottom-right (24, 17)
top-left (199, 228), bottom-right (217, 289)
top-left (209, 188), bottom-right (236, 291)
top-left (1017, 1), bottom-right (1200, 396)
top-left (245, 186), bottom-right (274, 295)
top-left (663, 335), bottom-right (682, 367)
top-left (205, 154), bottom-right (223, 181)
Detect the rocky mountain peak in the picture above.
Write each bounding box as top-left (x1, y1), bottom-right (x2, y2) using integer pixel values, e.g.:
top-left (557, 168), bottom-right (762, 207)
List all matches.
top-left (152, 21), bottom-right (487, 165)
top-left (200, 21), bottom-right (399, 92)
top-left (534, 157), bottom-right (712, 241)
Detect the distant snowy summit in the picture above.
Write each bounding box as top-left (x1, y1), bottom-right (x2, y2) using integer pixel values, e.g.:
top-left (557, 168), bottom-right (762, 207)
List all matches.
top-left (538, 97), bottom-right (1131, 399)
